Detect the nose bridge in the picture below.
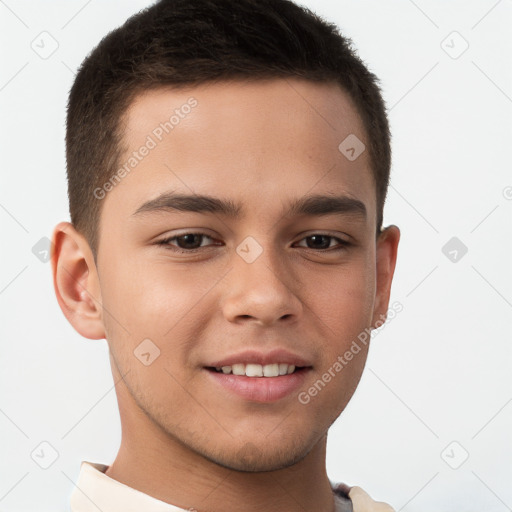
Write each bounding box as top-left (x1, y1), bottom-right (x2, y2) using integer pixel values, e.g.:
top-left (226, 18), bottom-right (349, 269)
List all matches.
top-left (222, 234), bottom-right (303, 324)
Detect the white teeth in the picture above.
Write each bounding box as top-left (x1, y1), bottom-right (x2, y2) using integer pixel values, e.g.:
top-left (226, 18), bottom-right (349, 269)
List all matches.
top-left (213, 363), bottom-right (299, 377)
top-left (245, 364), bottom-right (263, 377)
top-left (263, 363), bottom-right (279, 377)
top-left (232, 363), bottom-right (245, 376)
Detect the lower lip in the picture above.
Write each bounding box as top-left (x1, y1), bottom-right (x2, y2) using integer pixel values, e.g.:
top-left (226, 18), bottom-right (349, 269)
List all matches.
top-left (205, 368), bottom-right (310, 403)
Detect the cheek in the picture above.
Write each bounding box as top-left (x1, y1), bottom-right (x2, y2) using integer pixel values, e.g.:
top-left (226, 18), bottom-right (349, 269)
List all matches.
top-left (99, 260), bottom-right (201, 395)
top-left (312, 253), bottom-right (376, 336)
top-left (99, 256), bottom-right (221, 345)
top-left (313, 254), bottom-right (375, 403)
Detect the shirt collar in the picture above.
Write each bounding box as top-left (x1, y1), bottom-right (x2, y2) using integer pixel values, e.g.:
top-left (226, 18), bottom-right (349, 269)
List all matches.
top-left (70, 461), bottom-right (188, 512)
top-left (70, 460), bottom-right (355, 512)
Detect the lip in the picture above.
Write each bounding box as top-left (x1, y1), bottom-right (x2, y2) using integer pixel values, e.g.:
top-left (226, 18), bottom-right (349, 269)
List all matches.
top-left (205, 367), bottom-right (311, 403)
top-left (206, 348), bottom-right (312, 368)
top-left (204, 348), bottom-right (313, 403)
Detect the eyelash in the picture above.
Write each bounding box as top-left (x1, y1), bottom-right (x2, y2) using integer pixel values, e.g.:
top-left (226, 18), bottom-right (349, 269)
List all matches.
top-left (155, 232), bottom-right (351, 254)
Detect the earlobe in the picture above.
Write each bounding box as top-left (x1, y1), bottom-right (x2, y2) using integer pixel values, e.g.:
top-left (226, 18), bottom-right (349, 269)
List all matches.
top-left (51, 221), bottom-right (106, 340)
top-left (371, 225), bottom-right (400, 329)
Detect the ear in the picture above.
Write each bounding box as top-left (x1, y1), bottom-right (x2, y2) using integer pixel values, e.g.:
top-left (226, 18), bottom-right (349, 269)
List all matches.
top-left (51, 221), bottom-right (106, 340)
top-left (371, 225), bottom-right (400, 328)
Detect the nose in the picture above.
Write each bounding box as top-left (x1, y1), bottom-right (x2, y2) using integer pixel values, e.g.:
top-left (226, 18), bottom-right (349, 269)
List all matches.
top-left (221, 237), bottom-right (304, 327)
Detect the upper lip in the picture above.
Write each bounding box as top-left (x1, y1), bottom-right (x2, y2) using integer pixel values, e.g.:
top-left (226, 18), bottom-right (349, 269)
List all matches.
top-left (206, 349), bottom-right (312, 368)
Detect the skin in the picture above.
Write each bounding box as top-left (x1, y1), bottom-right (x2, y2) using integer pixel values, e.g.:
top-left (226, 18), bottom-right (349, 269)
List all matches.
top-left (52, 78), bottom-right (400, 512)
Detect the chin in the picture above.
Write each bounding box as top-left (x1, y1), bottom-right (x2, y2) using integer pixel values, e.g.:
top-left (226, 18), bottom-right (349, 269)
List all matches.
top-left (201, 438), bottom-right (313, 473)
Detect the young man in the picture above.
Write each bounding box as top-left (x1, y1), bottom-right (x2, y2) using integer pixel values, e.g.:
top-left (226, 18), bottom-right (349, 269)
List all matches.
top-left (51, 0), bottom-right (400, 510)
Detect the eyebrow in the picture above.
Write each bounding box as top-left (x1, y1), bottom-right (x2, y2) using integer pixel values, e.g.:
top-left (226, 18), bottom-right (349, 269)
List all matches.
top-left (132, 191), bottom-right (367, 221)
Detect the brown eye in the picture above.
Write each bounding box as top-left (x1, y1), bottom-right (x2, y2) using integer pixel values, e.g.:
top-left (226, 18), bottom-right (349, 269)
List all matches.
top-left (295, 234), bottom-right (350, 251)
top-left (304, 235), bottom-right (331, 250)
top-left (174, 234), bottom-right (205, 250)
top-left (156, 232), bottom-right (218, 252)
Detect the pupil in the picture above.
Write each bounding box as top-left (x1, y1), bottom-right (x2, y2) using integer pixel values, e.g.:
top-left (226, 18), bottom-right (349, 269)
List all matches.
top-left (309, 235), bottom-right (329, 249)
top-left (178, 234), bottom-right (201, 249)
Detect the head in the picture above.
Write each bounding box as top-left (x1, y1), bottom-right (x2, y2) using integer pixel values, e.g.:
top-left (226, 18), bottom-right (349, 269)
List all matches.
top-left (65, 0), bottom-right (392, 260)
top-left (52, 0), bottom-right (399, 473)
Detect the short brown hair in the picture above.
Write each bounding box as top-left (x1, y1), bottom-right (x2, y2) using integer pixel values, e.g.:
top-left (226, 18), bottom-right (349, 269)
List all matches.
top-left (66, 0), bottom-right (391, 259)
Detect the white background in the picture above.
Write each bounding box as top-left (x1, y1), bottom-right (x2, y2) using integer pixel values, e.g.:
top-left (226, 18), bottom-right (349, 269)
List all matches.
top-left (1, 1), bottom-right (511, 511)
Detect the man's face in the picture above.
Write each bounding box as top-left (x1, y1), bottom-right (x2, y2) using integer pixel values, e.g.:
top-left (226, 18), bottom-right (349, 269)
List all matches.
top-left (95, 78), bottom-right (386, 471)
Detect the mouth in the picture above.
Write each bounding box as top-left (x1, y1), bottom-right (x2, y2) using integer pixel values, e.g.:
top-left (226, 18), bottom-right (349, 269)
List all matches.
top-left (204, 363), bottom-right (312, 403)
top-left (206, 363), bottom-right (305, 377)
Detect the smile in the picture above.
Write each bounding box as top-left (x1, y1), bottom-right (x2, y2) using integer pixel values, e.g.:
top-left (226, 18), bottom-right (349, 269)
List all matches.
top-left (210, 363), bottom-right (298, 377)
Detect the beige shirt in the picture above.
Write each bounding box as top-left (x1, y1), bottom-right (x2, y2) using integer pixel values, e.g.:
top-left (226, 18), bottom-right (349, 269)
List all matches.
top-left (70, 461), bottom-right (395, 512)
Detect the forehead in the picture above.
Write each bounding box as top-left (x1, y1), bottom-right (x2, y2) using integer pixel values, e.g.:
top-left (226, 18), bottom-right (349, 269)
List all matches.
top-left (123, 78), bottom-right (367, 153)
top-left (102, 78), bottom-right (375, 232)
